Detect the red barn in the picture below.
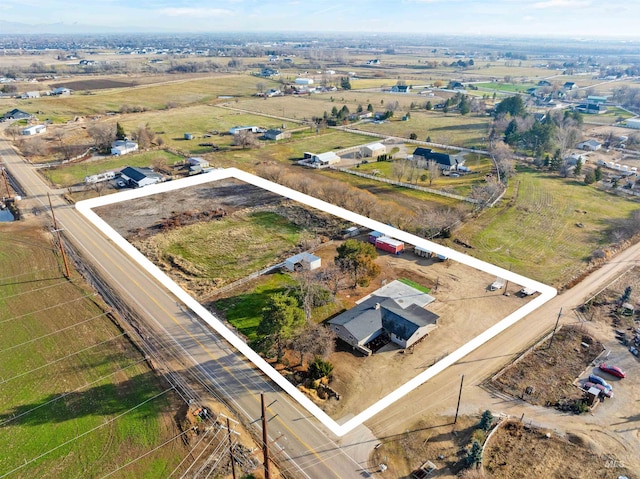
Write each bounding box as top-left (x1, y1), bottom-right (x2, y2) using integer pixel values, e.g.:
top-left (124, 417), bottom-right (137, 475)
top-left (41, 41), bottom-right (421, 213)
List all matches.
top-left (375, 236), bottom-right (404, 254)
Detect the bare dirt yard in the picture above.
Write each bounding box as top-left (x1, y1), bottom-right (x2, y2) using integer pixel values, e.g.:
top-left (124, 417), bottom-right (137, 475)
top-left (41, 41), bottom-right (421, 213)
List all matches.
top-left (491, 325), bottom-right (604, 411)
top-left (483, 420), bottom-right (636, 479)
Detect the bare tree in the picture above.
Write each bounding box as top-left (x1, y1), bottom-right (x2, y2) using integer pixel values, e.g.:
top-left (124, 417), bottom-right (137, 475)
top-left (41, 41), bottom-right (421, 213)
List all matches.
top-left (232, 130), bottom-right (258, 149)
top-left (5, 125), bottom-right (21, 141)
top-left (427, 160), bottom-right (441, 186)
top-left (490, 141), bottom-right (515, 180)
top-left (53, 129), bottom-right (73, 161)
top-left (87, 122), bottom-right (116, 152)
top-left (133, 124), bottom-right (155, 149)
top-left (392, 159), bottom-right (408, 182)
top-left (290, 323), bottom-right (336, 366)
top-left (18, 137), bottom-right (47, 157)
top-left (256, 82), bottom-right (266, 94)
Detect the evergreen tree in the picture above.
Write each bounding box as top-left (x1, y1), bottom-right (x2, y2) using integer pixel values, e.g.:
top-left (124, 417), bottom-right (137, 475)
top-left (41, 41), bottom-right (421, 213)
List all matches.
top-left (549, 149), bottom-right (563, 171)
top-left (479, 410), bottom-right (493, 431)
top-left (425, 101), bottom-right (433, 111)
top-left (257, 293), bottom-right (305, 361)
top-left (340, 76), bottom-right (352, 90)
top-left (465, 441), bottom-right (483, 468)
top-left (367, 103), bottom-right (374, 112)
top-left (584, 170), bottom-right (595, 185)
top-left (115, 122), bottom-right (126, 141)
top-left (620, 286), bottom-right (632, 305)
top-left (594, 165), bottom-right (603, 181)
top-left (574, 158), bottom-right (583, 176)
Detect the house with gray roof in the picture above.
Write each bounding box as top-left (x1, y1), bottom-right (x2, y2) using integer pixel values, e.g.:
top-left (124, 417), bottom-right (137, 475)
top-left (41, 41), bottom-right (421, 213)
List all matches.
top-left (412, 147), bottom-right (465, 171)
top-left (328, 280), bottom-right (439, 354)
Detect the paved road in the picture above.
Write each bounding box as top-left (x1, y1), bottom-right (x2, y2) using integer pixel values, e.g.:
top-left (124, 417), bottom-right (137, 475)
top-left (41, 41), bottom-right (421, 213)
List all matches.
top-left (0, 136), bottom-right (375, 479)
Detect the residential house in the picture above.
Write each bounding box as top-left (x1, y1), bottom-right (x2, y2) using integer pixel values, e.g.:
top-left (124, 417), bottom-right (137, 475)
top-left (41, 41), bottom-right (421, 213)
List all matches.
top-left (119, 166), bottom-right (163, 188)
top-left (51, 87), bottom-right (71, 96)
top-left (22, 124), bottom-right (46, 136)
top-left (366, 59), bottom-right (380, 65)
top-left (307, 151), bottom-right (340, 166)
top-left (2, 109), bottom-right (33, 120)
top-left (20, 91), bottom-right (40, 99)
top-left (412, 147), bottom-right (466, 171)
top-left (537, 80), bottom-right (552, 86)
top-left (259, 68), bottom-right (279, 77)
top-left (111, 140), bottom-right (139, 156)
top-left (577, 139), bottom-right (602, 151)
top-left (264, 129), bottom-right (291, 141)
top-left (328, 280), bottom-right (439, 353)
top-left (391, 85), bottom-right (411, 93)
top-left (563, 81), bottom-right (578, 90)
top-left (576, 103), bottom-right (607, 114)
top-left (295, 78), bottom-right (314, 85)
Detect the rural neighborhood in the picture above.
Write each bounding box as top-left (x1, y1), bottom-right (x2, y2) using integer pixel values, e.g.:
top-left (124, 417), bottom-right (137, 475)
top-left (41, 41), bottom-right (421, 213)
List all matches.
top-left (1, 15), bottom-right (640, 479)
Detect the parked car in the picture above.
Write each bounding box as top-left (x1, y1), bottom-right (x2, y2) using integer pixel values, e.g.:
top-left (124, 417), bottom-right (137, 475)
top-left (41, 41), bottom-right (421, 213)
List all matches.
top-left (588, 374), bottom-right (612, 390)
top-left (599, 363), bottom-right (626, 379)
top-left (630, 346), bottom-right (639, 357)
top-left (583, 381), bottom-right (614, 398)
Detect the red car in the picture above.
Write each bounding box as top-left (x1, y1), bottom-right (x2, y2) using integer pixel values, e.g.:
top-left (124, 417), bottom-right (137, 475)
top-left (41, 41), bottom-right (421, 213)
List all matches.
top-left (599, 363), bottom-right (626, 379)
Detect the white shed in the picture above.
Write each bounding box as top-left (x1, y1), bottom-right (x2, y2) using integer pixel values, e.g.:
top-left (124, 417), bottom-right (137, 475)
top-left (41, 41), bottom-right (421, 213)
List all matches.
top-left (295, 78), bottom-right (314, 85)
top-left (22, 125), bottom-right (46, 135)
top-left (284, 252), bottom-right (321, 272)
top-left (362, 142), bottom-right (386, 158)
top-left (111, 140), bottom-right (139, 156)
top-left (626, 118), bottom-right (640, 129)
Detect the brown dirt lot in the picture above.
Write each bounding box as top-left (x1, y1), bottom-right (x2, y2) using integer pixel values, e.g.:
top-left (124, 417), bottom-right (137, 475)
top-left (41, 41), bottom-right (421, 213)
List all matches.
top-left (491, 325), bottom-right (604, 410)
top-left (484, 420), bottom-right (636, 479)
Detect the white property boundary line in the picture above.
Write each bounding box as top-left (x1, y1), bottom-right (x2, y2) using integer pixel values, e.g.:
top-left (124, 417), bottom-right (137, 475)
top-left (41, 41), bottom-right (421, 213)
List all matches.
top-left (76, 168), bottom-right (557, 437)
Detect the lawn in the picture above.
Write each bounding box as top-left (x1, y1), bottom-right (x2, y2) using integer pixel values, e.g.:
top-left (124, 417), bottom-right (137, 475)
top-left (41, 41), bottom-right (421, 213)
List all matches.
top-left (475, 82), bottom-right (538, 93)
top-left (0, 223), bottom-right (186, 478)
top-left (43, 149), bottom-right (183, 187)
top-left (583, 106), bottom-right (634, 126)
top-left (143, 210), bottom-right (314, 287)
top-left (454, 167), bottom-right (640, 286)
top-left (214, 273), bottom-right (297, 340)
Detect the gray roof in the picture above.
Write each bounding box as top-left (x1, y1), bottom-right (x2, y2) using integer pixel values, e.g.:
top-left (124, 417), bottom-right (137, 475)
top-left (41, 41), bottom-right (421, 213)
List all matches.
top-left (380, 299), bottom-right (438, 341)
top-left (413, 147), bottom-right (464, 168)
top-left (329, 295), bottom-right (439, 343)
top-left (120, 166), bottom-right (162, 182)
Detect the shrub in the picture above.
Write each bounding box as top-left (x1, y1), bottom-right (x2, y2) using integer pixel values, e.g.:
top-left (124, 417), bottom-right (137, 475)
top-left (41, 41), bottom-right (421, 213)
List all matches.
top-left (308, 357), bottom-right (334, 380)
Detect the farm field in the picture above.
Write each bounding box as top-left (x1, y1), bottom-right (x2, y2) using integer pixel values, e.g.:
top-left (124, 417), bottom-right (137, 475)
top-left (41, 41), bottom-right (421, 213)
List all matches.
top-left (475, 81), bottom-right (538, 93)
top-left (0, 221), bottom-right (186, 478)
top-left (582, 106), bottom-right (634, 126)
top-left (453, 167), bottom-right (640, 287)
top-left (352, 111), bottom-right (491, 147)
top-left (11, 74), bottom-right (282, 120)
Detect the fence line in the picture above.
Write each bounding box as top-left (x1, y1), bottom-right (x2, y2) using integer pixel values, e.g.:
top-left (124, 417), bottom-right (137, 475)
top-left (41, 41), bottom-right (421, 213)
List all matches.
top-left (331, 167), bottom-right (480, 204)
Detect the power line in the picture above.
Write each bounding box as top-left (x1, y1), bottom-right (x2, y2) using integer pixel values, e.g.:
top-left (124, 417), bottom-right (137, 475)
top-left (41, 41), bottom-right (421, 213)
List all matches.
top-left (99, 427), bottom-right (193, 479)
top-left (0, 312), bottom-right (109, 353)
top-left (0, 293), bottom-right (97, 325)
top-left (0, 267), bottom-right (59, 283)
top-left (0, 278), bottom-right (78, 301)
top-left (0, 333), bottom-right (125, 386)
top-left (0, 358), bottom-right (148, 427)
top-left (0, 388), bottom-right (172, 479)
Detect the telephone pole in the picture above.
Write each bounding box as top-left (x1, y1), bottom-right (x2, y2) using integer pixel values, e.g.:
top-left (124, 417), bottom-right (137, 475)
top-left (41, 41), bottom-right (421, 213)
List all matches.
top-left (454, 374), bottom-right (464, 424)
top-left (261, 393), bottom-right (271, 479)
top-left (548, 308), bottom-right (563, 350)
top-left (47, 193), bottom-right (70, 279)
top-left (1, 167), bottom-right (11, 198)
top-left (226, 417), bottom-right (237, 479)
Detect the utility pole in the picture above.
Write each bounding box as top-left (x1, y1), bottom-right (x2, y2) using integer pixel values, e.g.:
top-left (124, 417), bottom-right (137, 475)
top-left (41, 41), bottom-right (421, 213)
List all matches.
top-left (1, 167), bottom-right (11, 198)
top-left (454, 374), bottom-right (464, 424)
top-left (47, 193), bottom-right (70, 279)
top-left (226, 417), bottom-right (237, 479)
top-left (548, 308), bottom-right (563, 350)
top-left (261, 393), bottom-right (271, 479)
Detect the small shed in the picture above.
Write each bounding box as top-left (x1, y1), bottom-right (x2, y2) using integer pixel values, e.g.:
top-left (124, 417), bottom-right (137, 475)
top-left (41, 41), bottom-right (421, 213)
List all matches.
top-left (284, 252), bottom-right (321, 272)
top-left (111, 140), bottom-right (139, 156)
top-left (414, 246), bottom-right (431, 258)
top-left (184, 133), bottom-right (194, 140)
top-left (264, 129), bottom-right (291, 141)
top-left (375, 237), bottom-right (405, 254)
top-left (187, 157), bottom-right (210, 168)
top-left (22, 125), bottom-right (46, 136)
top-left (343, 226), bottom-right (360, 238)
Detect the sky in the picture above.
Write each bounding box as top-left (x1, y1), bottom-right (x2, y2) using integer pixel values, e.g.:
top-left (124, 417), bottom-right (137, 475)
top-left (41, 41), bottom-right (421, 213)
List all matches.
top-left (1, 0), bottom-right (640, 38)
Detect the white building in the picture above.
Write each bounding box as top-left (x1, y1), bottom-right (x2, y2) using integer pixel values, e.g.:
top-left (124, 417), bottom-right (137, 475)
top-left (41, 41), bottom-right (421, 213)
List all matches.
top-left (577, 139), bottom-right (602, 151)
top-left (626, 118), bottom-right (640, 130)
top-left (362, 142), bottom-right (386, 158)
top-left (284, 252), bottom-right (321, 272)
top-left (111, 140), bottom-right (139, 156)
top-left (295, 78), bottom-right (314, 85)
top-left (22, 125), bottom-right (46, 136)
top-left (309, 151), bottom-right (340, 166)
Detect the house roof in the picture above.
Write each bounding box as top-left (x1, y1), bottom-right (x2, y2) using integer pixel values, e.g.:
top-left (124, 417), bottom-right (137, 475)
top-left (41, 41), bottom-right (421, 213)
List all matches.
top-left (285, 252), bottom-right (320, 265)
top-left (313, 152), bottom-right (340, 163)
top-left (579, 139), bottom-right (601, 148)
top-left (380, 299), bottom-right (439, 341)
top-left (265, 129), bottom-right (285, 136)
top-left (364, 142), bottom-right (385, 152)
top-left (413, 147), bottom-right (462, 167)
top-left (120, 166), bottom-right (162, 182)
top-left (4, 108), bottom-right (32, 119)
top-left (330, 280), bottom-right (438, 343)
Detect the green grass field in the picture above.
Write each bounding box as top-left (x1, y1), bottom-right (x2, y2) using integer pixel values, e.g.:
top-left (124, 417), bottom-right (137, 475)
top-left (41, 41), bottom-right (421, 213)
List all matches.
top-left (44, 150), bottom-right (183, 187)
top-left (214, 273), bottom-right (297, 340)
top-left (454, 167), bottom-right (640, 286)
top-left (352, 111), bottom-right (491, 148)
top-left (146, 210), bottom-right (313, 286)
top-left (475, 82), bottom-right (538, 93)
top-left (0, 224), bottom-right (185, 478)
